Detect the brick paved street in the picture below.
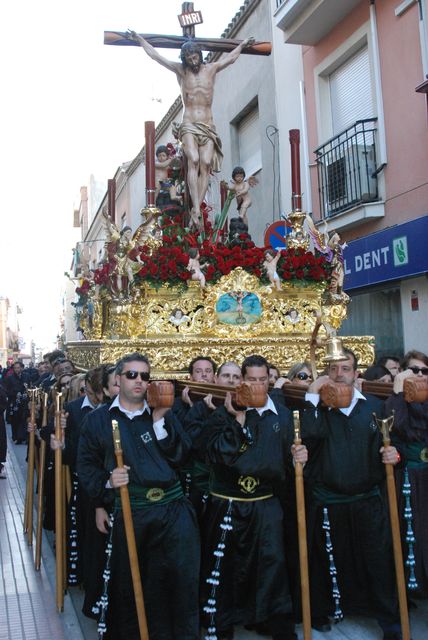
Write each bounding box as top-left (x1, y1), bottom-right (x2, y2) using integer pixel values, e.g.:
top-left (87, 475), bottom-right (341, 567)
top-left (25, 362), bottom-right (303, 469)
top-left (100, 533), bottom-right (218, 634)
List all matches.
top-left (2, 428), bottom-right (428, 640)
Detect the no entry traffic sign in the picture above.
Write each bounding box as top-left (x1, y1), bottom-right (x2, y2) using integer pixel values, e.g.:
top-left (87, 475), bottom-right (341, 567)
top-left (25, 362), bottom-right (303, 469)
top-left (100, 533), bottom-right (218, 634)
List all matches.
top-left (264, 220), bottom-right (291, 250)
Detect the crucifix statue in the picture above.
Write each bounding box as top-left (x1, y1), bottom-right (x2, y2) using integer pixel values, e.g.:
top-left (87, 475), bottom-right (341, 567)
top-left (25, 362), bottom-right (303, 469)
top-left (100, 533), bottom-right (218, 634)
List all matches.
top-left (105, 3), bottom-right (271, 230)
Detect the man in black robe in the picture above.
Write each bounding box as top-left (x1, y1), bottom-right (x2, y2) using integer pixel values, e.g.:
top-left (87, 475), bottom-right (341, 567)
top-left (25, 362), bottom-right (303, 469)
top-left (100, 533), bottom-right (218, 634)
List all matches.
top-left (172, 355), bottom-right (217, 502)
top-left (183, 361), bottom-right (241, 518)
top-left (200, 355), bottom-right (307, 640)
top-left (4, 361), bottom-right (29, 443)
top-left (301, 348), bottom-right (402, 640)
top-left (77, 352), bottom-right (200, 640)
top-left (59, 368), bottom-right (104, 587)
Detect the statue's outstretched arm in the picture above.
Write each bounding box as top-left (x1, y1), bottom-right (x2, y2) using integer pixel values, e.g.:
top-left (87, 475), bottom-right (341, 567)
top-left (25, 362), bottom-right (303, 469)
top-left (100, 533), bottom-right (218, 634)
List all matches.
top-left (126, 30), bottom-right (182, 74)
top-left (214, 36), bottom-right (255, 72)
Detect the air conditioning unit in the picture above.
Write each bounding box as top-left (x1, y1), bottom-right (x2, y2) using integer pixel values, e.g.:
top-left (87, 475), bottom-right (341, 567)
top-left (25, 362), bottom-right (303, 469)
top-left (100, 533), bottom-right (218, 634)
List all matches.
top-left (325, 144), bottom-right (377, 214)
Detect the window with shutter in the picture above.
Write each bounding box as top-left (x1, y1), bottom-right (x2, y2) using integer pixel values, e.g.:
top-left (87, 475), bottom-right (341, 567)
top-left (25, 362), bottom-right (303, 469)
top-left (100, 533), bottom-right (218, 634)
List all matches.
top-left (237, 108), bottom-right (262, 176)
top-left (329, 46), bottom-right (374, 135)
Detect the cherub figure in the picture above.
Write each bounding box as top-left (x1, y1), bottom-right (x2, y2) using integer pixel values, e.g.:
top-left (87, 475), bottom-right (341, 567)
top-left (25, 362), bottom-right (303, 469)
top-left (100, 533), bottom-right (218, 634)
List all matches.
top-left (187, 248), bottom-right (207, 289)
top-left (228, 166), bottom-right (258, 228)
top-left (285, 307), bottom-right (301, 324)
top-left (169, 308), bottom-right (190, 328)
top-left (155, 145), bottom-right (173, 206)
top-left (263, 249), bottom-right (282, 291)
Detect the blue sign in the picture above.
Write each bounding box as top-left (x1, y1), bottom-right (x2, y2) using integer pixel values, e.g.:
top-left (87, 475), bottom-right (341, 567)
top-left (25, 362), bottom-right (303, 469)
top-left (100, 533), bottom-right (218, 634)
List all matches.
top-left (264, 221), bottom-right (292, 250)
top-left (343, 215), bottom-right (428, 290)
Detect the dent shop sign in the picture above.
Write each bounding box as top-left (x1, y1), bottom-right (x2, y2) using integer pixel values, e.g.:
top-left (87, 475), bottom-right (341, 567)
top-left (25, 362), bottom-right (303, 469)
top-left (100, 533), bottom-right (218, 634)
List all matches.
top-left (343, 215), bottom-right (428, 291)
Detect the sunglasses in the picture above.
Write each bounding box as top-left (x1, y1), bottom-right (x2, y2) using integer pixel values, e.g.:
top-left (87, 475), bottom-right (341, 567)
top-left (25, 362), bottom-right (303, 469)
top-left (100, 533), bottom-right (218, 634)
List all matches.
top-left (409, 366), bottom-right (428, 376)
top-left (80, 386), bottom-right (86, 393)
top-left (296, 372), bottom-right (312, 381)
top-left (121, 370), bottom-right (150, 381)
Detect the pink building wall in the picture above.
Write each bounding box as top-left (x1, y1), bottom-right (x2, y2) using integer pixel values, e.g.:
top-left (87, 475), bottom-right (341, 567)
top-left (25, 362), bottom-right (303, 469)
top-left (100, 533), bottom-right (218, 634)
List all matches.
top-left (302, 0), bottom-right (428, 241)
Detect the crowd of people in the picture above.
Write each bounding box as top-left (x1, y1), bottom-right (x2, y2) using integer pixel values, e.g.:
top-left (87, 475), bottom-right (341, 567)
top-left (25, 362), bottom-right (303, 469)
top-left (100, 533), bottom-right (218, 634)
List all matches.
top-left (0, 347), bottom-right (427, 640)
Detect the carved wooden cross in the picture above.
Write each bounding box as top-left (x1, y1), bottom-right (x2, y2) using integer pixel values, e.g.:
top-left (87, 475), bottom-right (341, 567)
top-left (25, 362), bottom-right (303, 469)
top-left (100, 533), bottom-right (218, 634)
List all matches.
top-left (104, 2), bottom-right (271, 56)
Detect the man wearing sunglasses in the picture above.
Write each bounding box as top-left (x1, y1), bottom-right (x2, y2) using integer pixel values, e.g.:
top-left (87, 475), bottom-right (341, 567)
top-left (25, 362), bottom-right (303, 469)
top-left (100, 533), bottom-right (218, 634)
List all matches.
top-left (77, 352), bottom-right (199, 640)
top-left (386, 349), bottom-right (428, 599)
top-left (301, 348), bottom-right (402, 639)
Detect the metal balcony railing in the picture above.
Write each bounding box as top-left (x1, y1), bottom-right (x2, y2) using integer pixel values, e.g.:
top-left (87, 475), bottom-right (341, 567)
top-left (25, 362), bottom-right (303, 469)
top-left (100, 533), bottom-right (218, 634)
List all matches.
top-left (315, 119), bottom-right (379, 219)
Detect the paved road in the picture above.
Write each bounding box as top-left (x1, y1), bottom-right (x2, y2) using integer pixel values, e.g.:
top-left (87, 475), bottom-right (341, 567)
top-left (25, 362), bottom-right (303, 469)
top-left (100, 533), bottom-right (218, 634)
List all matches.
top-left (4, 427), bottom-right (428, 640)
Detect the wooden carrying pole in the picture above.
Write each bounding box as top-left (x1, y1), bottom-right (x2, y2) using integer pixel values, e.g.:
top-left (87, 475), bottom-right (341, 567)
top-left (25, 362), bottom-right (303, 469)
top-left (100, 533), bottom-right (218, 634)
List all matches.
top-left (24, 388), bottom-right (38, 545)
top-left (35, 392), bottom-right (48, 570)
top-left (292, 411), bottom-right (312, 640)
top-left (54, 391), bottom-right (64, 612)
top-left (374, 413), bottom-right (411, 640)
top-left (112, 420), bottom-right (149, 640)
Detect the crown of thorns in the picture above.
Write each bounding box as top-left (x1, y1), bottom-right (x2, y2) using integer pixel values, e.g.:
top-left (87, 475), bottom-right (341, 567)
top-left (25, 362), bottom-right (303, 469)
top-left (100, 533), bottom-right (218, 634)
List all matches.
top-left (180, 40), bottom-right (203, 62)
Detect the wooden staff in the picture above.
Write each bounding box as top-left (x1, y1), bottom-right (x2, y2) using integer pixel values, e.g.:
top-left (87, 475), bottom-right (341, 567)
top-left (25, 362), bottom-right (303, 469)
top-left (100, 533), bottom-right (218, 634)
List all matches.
top-left (35, 392), bottom-right (48, 570)
top-left (24, 388), bottom-right (39, 545)
top-left (54, 391), bottom-right (64, 612)
top-left (112, 420), bottom-right (149, 640)
top-left (293, 410), bottom-right (312, 640)
top-left (373, 413), bottom-right (411, 640)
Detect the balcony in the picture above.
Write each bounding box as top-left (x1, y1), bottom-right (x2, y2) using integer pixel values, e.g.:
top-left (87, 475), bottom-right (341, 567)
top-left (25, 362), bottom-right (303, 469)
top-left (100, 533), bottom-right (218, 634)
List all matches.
top-left (315, 119), bottom-right (384, 230)
top-left (274, 0), bottom-right (361, 45)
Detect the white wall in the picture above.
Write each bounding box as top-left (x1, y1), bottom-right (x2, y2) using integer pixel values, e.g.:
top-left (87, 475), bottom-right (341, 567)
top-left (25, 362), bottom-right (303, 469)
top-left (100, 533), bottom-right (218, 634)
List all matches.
top-left (271, 0), bottom-right (306, 216)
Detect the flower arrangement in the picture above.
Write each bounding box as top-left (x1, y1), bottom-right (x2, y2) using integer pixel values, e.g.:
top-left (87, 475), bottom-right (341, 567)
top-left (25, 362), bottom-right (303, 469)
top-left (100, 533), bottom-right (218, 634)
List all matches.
top-left (73, 217), bottom-right (332, 301)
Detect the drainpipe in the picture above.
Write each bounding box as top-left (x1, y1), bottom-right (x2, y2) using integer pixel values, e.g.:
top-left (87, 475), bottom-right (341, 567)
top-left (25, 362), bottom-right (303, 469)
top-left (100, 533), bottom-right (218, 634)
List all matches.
top-left (369, 0), bottom-right (388, 165)
top-left (299, 80), bottom-right (313, 215)
top-left (418, 0), bottom-right (428, 77)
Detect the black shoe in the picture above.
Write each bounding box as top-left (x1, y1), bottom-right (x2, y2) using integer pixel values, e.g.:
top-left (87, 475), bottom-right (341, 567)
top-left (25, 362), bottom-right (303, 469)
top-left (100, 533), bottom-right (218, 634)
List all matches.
top-left (218, 628), bottom-right (234, 640)
top-left (244, 622), bottom-right (270, 636)
top-left (312, 617), bottom-right (332, 632)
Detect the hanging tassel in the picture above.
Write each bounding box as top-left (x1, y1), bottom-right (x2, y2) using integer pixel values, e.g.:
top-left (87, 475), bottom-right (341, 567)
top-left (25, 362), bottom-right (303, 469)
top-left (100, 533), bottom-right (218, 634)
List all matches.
top-left (184, 471), bottom-right (192, 498)
top-left (322, 507), bottom-right (343, 621)
top-left (67, 476), bottom-right (80, 585)
top-left (203, 500), bottom-right (233, 640)
top-left (402, 468), bottom-right (419, 591)
top-left (97, 511), bottom-right (115, 639)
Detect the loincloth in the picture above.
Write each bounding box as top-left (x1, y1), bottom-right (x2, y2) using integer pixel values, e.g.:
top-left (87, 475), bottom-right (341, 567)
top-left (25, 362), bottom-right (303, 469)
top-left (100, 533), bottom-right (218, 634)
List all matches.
top-left (172, 121), bottom-right (223, 172)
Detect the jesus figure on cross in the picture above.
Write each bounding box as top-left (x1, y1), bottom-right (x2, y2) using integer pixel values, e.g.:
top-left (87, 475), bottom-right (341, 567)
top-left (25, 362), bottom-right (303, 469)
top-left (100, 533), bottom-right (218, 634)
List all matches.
top-left (127, 30), bottom-right (254, 229)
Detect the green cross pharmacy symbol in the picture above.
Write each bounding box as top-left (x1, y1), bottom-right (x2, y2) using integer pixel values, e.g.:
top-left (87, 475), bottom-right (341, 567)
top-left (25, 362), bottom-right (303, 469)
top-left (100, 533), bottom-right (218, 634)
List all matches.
top-left (393, 236), bottom-right (408, 266)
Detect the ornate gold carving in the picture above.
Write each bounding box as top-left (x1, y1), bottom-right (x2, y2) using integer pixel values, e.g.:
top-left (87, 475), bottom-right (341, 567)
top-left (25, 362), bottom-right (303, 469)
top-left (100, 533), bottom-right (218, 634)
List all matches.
top-left (68, 266), bottom-right (374, 374)
top-left (67, 334), bottom-right (375, 375)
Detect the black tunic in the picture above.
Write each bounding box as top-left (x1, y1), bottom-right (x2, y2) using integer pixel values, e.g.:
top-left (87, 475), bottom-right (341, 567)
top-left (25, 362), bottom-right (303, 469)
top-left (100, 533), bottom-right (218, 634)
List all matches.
top-left (200, 401), bottom-right (295, 632)
top-left (4, 372), bottom-right (29, 442)
top-left (63, 397), bottom-right (95, 587)
top-left (77, 403), bottom-right (200, 640)
top-left (386, 391), bottom-right (428, 593)
top-left (301, 394), bottom-right (400, 627)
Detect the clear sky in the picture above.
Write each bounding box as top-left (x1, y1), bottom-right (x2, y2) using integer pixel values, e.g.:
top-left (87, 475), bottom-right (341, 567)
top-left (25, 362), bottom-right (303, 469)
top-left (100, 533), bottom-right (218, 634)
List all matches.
top-left (0, 0), bottom-right (247, 354)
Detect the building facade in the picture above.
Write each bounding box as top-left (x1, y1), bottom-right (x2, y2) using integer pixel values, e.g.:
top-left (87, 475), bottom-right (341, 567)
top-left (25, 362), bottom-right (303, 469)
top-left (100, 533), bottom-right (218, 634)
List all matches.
top-left (275, 0), bottom-right (428, 356)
